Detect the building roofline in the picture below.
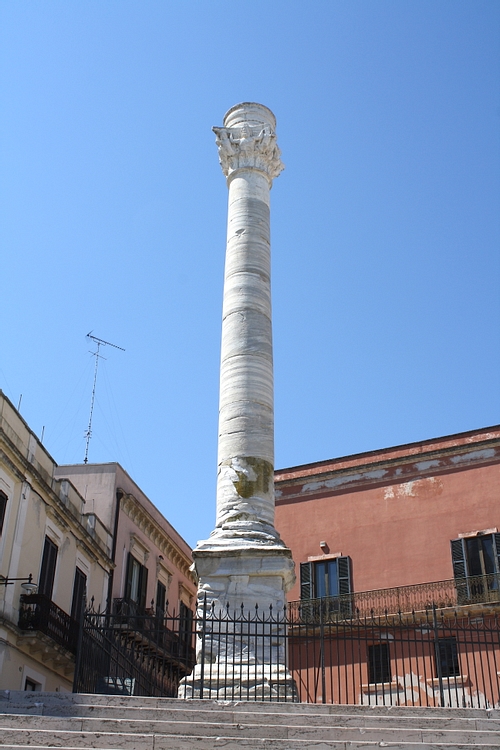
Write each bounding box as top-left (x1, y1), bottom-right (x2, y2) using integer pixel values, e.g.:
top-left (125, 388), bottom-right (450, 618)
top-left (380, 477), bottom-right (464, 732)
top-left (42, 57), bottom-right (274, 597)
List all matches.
top-left (0, 390), bottom-right (59, 466)
top-left (57, 461), bottom-right (193, 554)
top-left (275, 424), bottom-right (500, 477)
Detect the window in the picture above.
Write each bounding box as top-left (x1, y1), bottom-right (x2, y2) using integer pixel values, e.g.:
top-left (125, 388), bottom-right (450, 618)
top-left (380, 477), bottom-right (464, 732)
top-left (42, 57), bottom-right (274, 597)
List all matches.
top-left (300, 557), bottom-right (352, 618)
top-left (156, 580), bottom-right (167, 617)
top-left (38, 537), bottom-right (58, 599)
top-left (300, 557), bottom-right (352, 600)
top-left (24, 678), bottom-right (39, 691)
top-left (451, 534), bottom-right (500, 602)
top-left (70, 567), bottom-right (87, 622)
top-left (0, 491), bottom-right (7, 535)
top-left (124, 553), bottom-right (148, 611)
top-left (436, 637), bottom-right (460, 678)
top-left (368, 643), bottom-right (391, 684)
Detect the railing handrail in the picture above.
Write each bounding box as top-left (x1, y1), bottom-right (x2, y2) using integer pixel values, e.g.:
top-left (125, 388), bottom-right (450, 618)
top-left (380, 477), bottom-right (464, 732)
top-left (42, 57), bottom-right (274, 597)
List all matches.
top-left (289, 572), bottom-right (500, 619)
top-left (18, 592), bottom-right (79, 653)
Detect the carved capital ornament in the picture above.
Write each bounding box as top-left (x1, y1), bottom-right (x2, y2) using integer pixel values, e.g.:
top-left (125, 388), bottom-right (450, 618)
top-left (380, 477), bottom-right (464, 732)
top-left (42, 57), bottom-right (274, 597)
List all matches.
top-left (213, 125), bottom-right (284, 182)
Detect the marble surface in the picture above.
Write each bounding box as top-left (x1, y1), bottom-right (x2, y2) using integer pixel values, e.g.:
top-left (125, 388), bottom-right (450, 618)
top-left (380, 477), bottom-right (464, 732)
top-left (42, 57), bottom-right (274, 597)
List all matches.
top-left (187, 104), bottom-right (294, 698)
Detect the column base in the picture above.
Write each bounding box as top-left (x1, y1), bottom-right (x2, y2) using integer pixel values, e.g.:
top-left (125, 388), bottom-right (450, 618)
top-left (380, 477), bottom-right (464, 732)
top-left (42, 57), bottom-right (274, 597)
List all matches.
top-left (178, 662), bottom-right (298, 702)
top-left (178, 544), bottom-right (296, 700)
top-left (192, 544), bottom-right (296, 612)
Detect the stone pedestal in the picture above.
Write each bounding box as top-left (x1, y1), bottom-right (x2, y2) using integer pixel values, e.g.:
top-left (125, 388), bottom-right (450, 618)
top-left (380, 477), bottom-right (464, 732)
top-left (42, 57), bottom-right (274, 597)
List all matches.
top-left (179, 103), bottom-right (295, 700)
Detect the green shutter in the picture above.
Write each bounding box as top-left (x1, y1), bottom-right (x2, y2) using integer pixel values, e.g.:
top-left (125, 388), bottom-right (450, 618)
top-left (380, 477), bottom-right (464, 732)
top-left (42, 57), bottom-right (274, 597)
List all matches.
top-left (451, 538), bottom-right (467, 578)
top-left (337, 556), bottom-right (352, 617)
top-left (337, 556), bottom-right (352, 595)
top-left (450, 538), bottom-right (469, 604)
top-left (300, 562), bottom-right (313, 600)
top-left (494, 533), bottom-right (500, 572)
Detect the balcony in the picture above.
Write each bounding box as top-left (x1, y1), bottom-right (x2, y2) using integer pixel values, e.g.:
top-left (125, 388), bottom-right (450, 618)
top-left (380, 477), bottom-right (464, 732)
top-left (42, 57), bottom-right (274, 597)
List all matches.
top-left (111, 598), bottom-right (195, 666)
top-left (289, 573), bottom-right (500, 623)
top-left (18, 593), bottom-right (79, 654)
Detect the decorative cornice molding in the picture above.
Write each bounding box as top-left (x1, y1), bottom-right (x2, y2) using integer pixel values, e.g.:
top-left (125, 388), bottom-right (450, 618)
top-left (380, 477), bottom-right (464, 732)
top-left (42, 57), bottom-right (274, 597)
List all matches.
top-left (0, 434), bottom-right (112, 566)
top-left (275, 440), bottom-right (500, 503)
top-left (213, 125), bottom-right (284, 182)
top-left (120, 493), bottom-right (195, 582)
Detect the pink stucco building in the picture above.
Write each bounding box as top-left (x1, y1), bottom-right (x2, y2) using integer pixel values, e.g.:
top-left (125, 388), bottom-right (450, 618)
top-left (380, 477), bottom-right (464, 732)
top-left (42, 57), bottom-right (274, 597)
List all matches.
top-left (275, 425), bottom-right (500, 603)
top-left (54, 463), bottom-right (196, 619)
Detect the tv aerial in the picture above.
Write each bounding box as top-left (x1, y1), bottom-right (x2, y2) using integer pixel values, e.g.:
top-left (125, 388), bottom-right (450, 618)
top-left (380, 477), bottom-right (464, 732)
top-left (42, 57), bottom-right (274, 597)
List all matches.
top-left (84, 332), bottom-right (125, 464)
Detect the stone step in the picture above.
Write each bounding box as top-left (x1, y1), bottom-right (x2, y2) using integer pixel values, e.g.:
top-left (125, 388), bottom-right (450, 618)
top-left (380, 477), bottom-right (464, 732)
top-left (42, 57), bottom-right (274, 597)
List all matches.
top-left (2, 692), bottom-right (496, 718)
top-left (3, 703), bottom-right (491, 732)
top-left (0, 692), bottom-right (497, 749)
top-left (1, 701), bottom-right (498, 734)
top-left (1, 733), bottom-right (500, 750)
top-left (2, 693), bottom-right (498, 719)
top-left (0, 713), bottom-right (498, 746)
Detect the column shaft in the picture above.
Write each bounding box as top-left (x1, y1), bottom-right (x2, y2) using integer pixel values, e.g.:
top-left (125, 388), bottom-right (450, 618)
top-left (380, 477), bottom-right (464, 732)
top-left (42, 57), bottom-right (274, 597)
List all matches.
top-left (217, 169), bottom-right (275, 532)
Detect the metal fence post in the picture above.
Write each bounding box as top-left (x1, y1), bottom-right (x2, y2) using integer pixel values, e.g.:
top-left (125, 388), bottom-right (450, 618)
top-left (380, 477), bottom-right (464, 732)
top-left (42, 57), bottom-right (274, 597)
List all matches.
top-left (432, 604), bottom-right (445, 707)
top-left (72, 593), bottom-right (86, 693)
top-left (320, 599), bottom-right (326, 704)
top-left (199, 593), bottom-right (207, 699)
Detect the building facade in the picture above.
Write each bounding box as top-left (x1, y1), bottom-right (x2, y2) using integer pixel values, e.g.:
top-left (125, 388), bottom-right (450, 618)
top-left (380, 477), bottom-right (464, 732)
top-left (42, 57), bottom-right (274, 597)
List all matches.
top-left (275, 425), bottom-right (500, 601)
top-left (275, 426), bottom-right (500, 706)
top-left (54, 463), bottom-right (196, 623)
top-left (0, 392), bottom-right (113, 692)
top-left (0, 391), bottom-right (196, 695)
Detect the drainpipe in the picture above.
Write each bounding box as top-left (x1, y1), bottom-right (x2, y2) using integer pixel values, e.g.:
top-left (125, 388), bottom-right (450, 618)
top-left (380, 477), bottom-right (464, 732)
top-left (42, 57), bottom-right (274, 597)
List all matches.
top-left (106, 489), bottom-right (123, 611)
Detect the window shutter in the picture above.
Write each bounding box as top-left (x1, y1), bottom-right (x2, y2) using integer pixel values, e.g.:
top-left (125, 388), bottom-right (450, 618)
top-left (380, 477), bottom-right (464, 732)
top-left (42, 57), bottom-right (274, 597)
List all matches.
top-left (450, 538), bottom-right (469, 604)
top-left (71, 567), bottom-right (87, 622)
top-left (493, 533), bottom-right (500, 572)
top-left (0, 491), bottom-right (7, 535)
top-left (300, 562), bottom-right (313, 600)
top-left (337, 556), bottom-right (352, 595)
top-left (124, 553), bottom-right (133, 601)
top-left (39, 537), bottom-right (58, 599)
top-left (451, 539), bottom-right (467, 578)
top-left (156, 580), bottom-right (166, 616)
top-left (139, 564), bottom-right (148, 611)
top-left (337, 556), bottom-right (352, 617)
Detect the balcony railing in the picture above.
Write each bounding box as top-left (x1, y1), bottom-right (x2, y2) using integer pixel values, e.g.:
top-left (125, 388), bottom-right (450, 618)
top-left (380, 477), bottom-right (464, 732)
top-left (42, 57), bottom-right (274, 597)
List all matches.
top-left (18, 593), bottom-right (80, 654)
top-left (111, 598), bottom-right (195, 662)
top-left (289, 573), bottom-right (500, 622)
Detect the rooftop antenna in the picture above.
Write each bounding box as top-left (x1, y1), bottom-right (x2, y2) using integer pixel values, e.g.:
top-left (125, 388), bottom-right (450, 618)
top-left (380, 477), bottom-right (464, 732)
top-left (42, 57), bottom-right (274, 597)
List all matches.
top-left (84, 332), bottom-right (125, 464)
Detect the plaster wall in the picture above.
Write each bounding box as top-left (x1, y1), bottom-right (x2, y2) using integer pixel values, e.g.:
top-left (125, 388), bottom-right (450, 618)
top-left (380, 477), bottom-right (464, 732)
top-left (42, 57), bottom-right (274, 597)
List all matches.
top-left (0, 392), bottom-right (112, 693)
top-left (57, 463), bottom-right (196, 614)
top-left (54, 464), bottom-right (116, 530)
top-left (275, 427), bottom-right (500, 601)
top-left (113, 503), bottom-right (195, 613)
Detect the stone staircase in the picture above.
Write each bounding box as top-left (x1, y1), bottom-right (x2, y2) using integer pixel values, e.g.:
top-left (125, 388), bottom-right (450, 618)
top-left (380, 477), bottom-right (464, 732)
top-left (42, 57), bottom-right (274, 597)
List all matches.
top-left (0, 691), bottom-right (499, 749)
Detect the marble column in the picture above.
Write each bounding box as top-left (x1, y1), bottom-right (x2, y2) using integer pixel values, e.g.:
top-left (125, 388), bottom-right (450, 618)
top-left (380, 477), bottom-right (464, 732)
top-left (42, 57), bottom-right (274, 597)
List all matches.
top-left (179, 103), bottom-right (295, 699)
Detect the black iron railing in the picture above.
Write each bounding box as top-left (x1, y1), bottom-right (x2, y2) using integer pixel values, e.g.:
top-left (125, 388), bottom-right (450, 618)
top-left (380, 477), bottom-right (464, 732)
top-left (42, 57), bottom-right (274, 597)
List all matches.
top-left (74, 602), bottom-right (196, 697)
top-left (111, 597), bottom-right (193, 656)
top-left (286, 606), bottom-right (500, 708)
top-left (74, 596), bottom-right (500, 707)
top-left (288, 573), bottom-right (500, 622)
top-left (180, 603), bottom-right (500, 707)
top-left (18, 593), bottom-right (79, 654)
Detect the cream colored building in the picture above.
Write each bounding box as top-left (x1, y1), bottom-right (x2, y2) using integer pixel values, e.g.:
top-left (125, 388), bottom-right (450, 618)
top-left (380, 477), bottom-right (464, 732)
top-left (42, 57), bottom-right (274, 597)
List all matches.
top-left (0, 392), bottom-right (113, 692)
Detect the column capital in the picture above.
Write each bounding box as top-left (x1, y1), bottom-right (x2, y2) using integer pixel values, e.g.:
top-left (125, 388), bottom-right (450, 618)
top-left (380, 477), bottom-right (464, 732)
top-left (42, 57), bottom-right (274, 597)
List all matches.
top-left (213, 102), bottom-right (284, 182)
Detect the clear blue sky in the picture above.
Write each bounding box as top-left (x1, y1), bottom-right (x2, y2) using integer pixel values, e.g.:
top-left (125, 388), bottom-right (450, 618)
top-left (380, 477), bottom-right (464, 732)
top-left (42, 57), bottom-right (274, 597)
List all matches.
top-left (1, 1), bottom-right (499, 548)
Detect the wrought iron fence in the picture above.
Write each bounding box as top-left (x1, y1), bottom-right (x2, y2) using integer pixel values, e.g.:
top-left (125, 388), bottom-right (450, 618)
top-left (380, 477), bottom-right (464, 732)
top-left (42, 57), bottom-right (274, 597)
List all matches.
top-left (18, 593), bottom-right (79, 653)
top-left (178, 601), bottom-right (298, 702)
top-left (287, 606), bottom-right (500, 708)
top-left (74, 603), bottom-right (196, 697)
top-left (74, 596), bottom-right (500, 708)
